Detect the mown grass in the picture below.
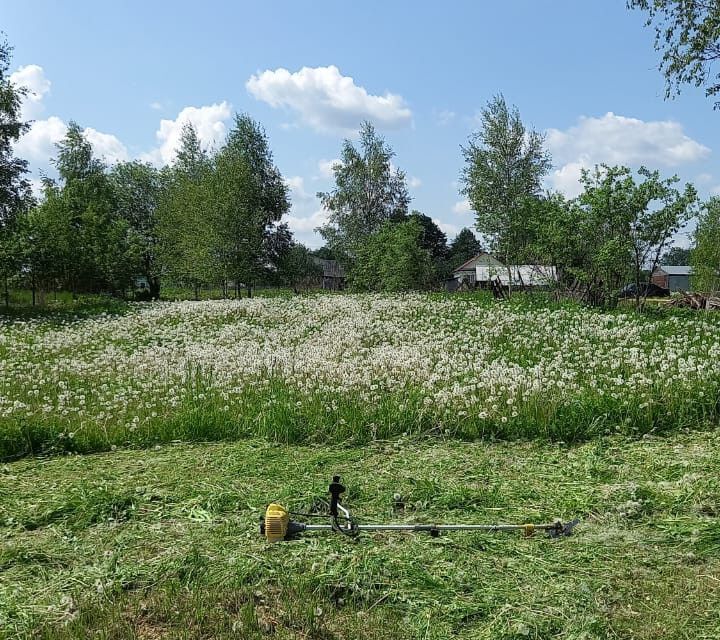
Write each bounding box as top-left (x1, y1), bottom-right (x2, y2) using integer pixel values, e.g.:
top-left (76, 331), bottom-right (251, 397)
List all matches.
top-left (1, 430), bottom-right (719, 639)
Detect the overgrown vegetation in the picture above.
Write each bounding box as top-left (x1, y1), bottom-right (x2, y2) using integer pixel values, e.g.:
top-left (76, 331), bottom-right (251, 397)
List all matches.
top-left (2, 294), bottom-right (719, 460)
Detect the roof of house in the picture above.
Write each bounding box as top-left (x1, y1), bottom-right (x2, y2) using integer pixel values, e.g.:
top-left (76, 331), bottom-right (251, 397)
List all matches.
top-left (452, 252), bottom-right (503, 273)
top-left (657, 265), bottom-right (693, 276)
top-left (312, 257), bottom-right (345, 278)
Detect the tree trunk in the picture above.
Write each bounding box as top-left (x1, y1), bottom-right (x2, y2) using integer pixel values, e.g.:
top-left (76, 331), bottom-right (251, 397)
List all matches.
top-left (247, 284), bottom-right (252, 299)
top-left (193, 283), bottom-right (199, 300)
top-left (4, 276), bottom-right (9, 308)
top-left (149, 276), bottom-right (161, 300)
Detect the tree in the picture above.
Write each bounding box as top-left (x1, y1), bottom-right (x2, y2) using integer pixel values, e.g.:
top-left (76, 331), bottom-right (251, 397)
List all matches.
top-left (627, 167), bottom-right (697, 308)
top-left (447, 228), bottom-right (482, 271)
top-left (460, 94), bottom-right (551, 264)
top-left (157, 123), bottom-right (218, 297)
top-left (351, 219), bottom-right (435, 292)
top-left (311, 246), bottom-right (336, 261)
top-left (407, 210), bottom-right (448, 262)
top-left (110, 161), bottom-right (163, 298)
top-left (629, 1), bottom-right (720, 106)
top-left (570, 165), bottom-right (696, 309)
top-left (0, 34), bottom-right (33, 305)
top-left (660, 245), bottom-right (692, 265)
top-left (157, 116), bottom-right (290, 298)
top-left (407, 210), bottom-right (449, 281)
top-left (261, 222), bottom-right (293, 286)
top-left (691, 197), bottom-right (720, 292)
top-left (211, 114), bottom-right (289, 295)
top-left (318, 121), bottom-right (410, 263)
top-left (27, 123), bottom-right (134, 298)
top-left (277, 243), bottom-right (323, 291)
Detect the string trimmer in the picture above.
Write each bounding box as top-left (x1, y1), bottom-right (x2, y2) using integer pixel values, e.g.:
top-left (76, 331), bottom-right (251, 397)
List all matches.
top-left (260, 476), bottom-right (579, 542)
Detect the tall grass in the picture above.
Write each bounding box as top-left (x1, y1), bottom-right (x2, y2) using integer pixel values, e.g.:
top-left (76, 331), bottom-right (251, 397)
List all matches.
top-left (1, 294), bottom-right (719, 460)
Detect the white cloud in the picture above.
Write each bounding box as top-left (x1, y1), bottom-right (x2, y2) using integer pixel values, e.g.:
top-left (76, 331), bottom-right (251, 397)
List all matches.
top-left (83, 127), bottom-right (128, 164)
top-left (435, 109), bottom-right (456, 126)
top-left (452, 199), bottom-right (473, 215)
top-left (142, 102), bottom-right (232, 165)
top-left (15, 116), bottom-right (128, 168)
top-left (285, 207), bottom-right (329, 234)
top-left (547, 112), bottom-right (709, 167)
top-left (317, 158), bottom-right (341, 179)
top-left (246, 65), bottom-right (412, 134)
top-left (549, 160), bottom-right (587, 198)
top-left (433, 218), bottom-right (458, 237)
top-left (10, 64), bottom-right (51, 120)
top-left (547, 112), bottom-right (711, 195)
top-left (150, 101), bottom-right (163, 111)
top-left (285, 175), bottom-right (313, 201)
top-left (14, 115), bottom-right (66, 162)
top-left (409, 176), bottom-right (422, 189)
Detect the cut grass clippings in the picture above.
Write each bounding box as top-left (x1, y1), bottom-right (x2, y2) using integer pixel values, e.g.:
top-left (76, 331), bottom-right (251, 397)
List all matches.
top-left (1, 430), bottom-right (720, 639)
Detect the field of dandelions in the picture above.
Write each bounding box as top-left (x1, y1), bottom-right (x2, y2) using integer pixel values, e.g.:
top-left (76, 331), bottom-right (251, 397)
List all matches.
top-left (1, 293), bottom-right (719, 459)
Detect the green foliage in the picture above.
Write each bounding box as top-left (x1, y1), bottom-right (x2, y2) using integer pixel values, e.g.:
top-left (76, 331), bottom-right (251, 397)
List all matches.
top-left (277, 243), bottom-right (323, 289)
top-left (526, 166), bottom-right (696, 308)
top-left (661, 244), bottom-right (692, 265)
top-left (574, 165), bottom-right (696, 308)
top-left (156, 124), bottom-right (218, 294)
top-left (447, 227), bottom-right (483, 271)
top-left (629, 0), bottom-right (720, 106)
top-left (407, 210), bottom-right (449, 279)
top-left (23, 124), bottom-right (137, 296)
top-left (0, 33), bottom-right (34, 305)
top-left (351, 219), bottom-right (436, 291)
top-left (460, 94), bottom-right (551, 262)
top-left (211, 114), bottom-right (290, 287)
top-left (691, 197), bottom-right (720, 292)
top-left (110, 161), bottom-right (163, 298)
top-left (157, 117), bottom-right (290, 296)
top-left (318, 121), bottom-right (410, 264)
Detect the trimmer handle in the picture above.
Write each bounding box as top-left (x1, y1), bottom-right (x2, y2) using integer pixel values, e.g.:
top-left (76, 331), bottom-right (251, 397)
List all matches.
top-left (328, 475), bottom-right (345, 517)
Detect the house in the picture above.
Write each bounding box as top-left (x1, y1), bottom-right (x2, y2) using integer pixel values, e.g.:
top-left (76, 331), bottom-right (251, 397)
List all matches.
top-left (651, 265), bottom-right (693, 292)
top-left (476, 264), bottom-right (557, 287)
top-left (451, 253), bottom-right (558, 289)
top-left (311, 258), bottom-right (346, 290)
top-left (452, 253), bottom-right (505, 285)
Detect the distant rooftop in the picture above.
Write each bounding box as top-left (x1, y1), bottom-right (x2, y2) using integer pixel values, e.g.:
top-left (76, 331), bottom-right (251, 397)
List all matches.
top-left (658, 265), bottom-right (693, 276)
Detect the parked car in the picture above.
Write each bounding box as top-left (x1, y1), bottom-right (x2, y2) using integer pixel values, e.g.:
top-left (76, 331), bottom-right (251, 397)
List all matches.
top-left (618, 283), bottom-right (670, 298)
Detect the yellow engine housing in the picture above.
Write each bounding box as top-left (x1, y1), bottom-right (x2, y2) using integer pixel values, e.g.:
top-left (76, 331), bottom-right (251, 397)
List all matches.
top-left (264, 503), bottom-right (290, 542)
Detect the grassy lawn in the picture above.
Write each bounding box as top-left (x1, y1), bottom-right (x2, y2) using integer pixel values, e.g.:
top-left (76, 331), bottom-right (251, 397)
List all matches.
top-left (2, 431), bottom-right (720, 639)
top-left (2, 294), bottom-right (719, 638)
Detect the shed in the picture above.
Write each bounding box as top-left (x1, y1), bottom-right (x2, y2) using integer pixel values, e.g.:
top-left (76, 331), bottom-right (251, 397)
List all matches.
top-left (651, 265), bottom-right (693, 292)
top-left (311, 258), bottom-right (346, 290)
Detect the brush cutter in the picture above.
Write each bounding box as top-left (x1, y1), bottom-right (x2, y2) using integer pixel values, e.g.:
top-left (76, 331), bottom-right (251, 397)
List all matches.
top-left (260, 476), bottom-right (579, 542)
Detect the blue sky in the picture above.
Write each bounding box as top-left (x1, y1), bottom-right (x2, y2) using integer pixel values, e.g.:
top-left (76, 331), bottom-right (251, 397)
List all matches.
top-left (4, 0), bottom-right (719, 247)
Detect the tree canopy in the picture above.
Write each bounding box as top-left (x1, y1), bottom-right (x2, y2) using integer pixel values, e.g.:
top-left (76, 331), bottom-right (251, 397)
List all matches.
top-left (460, 94), bottom-right (551, 263)
top-left (692, 197), bottom-right (720, 292)
top-left (629, 0), bottom-right (720, 106)
top-left (0, 34), bottom-right (33, 304)
top-left (318, 121), bottom-right (410, 263)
